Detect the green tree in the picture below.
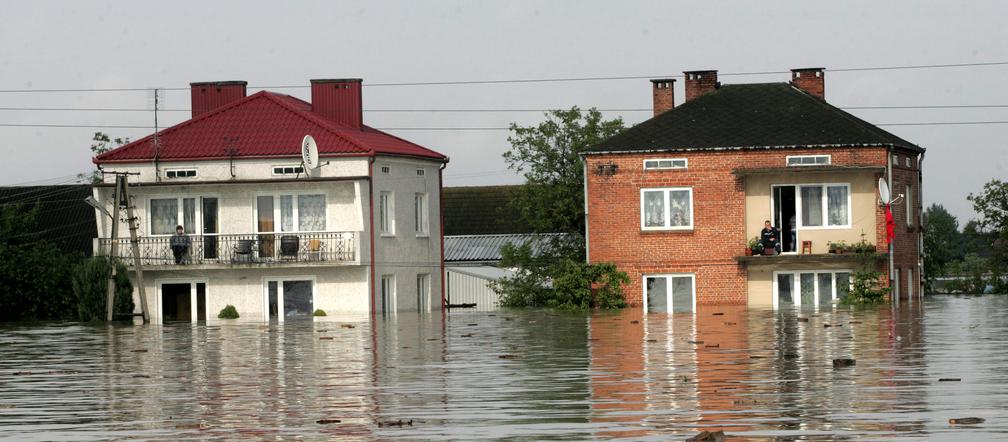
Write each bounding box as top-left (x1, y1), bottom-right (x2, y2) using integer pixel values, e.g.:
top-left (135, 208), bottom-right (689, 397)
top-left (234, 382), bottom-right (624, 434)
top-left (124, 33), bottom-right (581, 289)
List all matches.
top-left (0, 204), bottom-right (79, 320)
top-left (78, 132), bottom-right (129, 183)
top-left (922, 204), bottom-right (961, 291)
top-left (967, 180), bottom-right (1008, 292)
top-left (71, 257), bottom-right (134, 321)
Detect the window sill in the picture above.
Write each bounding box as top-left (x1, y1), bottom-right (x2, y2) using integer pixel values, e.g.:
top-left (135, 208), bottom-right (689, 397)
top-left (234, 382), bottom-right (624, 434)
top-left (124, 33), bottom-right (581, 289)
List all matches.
top-left (640, 228), bottom-right (694, 233)
top-left (380, 233), bottom-right (396, 238)
top-left (416, 234), bottom-right (430, 238)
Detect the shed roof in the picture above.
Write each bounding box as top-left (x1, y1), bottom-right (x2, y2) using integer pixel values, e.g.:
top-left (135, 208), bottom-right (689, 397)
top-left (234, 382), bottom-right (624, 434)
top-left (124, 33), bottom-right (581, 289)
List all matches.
top-left (588, 82), bottom-right (922, 154)
top-left (94, 91), bottom-right (446, 163)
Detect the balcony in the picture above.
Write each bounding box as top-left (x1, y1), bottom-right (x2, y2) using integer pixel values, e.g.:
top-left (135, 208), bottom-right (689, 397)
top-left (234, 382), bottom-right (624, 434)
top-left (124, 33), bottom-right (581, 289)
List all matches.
top-left (96, 231), bottom-right (359, 270)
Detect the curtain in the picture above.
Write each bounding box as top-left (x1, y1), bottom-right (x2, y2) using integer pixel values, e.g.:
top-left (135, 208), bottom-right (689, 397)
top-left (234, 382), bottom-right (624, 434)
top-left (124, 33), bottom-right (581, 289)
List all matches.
top-left (257, 196), bottom-right (274, 232)
top-left (150, 198), bottom-right (177, 235)
top-left (669, 190), bottom-right (691, 227)
top-left (646, 277), bottom-right (667, 312)
top-left (827, 186), bottom-right (848, 226)
top-left (280, 195), bottom-right (294, 232)
top-left (801, 186), bottom-right (823, 226)
top-left (183, 198), bottom-right (196, 233)
top-left (671, 276), bottom-right (694, 312)
top-left (298, 195), bottom-right (326, 231)
top-left (643, 191), bottom-right (664, 227)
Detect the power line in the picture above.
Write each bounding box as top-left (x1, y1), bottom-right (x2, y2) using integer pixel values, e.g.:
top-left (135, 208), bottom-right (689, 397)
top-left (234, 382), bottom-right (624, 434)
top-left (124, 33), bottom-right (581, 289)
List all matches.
top-left (5, 121), bottom-right (1008, 130)
top-left (6, 104), bottom-right (1008, 113)
top-left (2, 60), bottom-right (1008, 93)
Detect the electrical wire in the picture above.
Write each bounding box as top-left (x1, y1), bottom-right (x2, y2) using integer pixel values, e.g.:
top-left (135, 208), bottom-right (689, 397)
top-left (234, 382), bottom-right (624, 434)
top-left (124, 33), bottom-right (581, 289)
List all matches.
top-left (5, 104), bottom-right (1008, 112)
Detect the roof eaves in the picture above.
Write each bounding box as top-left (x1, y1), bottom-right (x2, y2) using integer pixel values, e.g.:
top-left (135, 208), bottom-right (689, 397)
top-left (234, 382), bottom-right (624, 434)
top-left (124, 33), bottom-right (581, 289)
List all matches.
top-left (583, 142), bottom-right (898, 156)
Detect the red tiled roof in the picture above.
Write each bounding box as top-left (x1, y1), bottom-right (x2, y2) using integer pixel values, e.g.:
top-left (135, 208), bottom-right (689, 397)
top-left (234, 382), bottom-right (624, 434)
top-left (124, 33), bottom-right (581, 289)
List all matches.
top-left (94, 91), bottom-right (446, 163)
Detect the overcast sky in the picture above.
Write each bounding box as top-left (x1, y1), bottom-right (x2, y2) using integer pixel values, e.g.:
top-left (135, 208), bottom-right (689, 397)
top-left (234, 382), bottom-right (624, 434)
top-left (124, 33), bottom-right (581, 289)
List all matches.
top-left (1, 1), bottom-right (1005, 223)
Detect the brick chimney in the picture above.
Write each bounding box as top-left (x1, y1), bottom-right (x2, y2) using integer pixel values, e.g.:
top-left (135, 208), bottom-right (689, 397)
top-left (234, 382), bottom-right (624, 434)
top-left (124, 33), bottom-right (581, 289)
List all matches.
top-left (791, 67), bottom-right (825, 99)
top-left (310, 79), bottom-right (363, 129)
top-left (650, 78), bottom-right (676, 116)
top-left (189, 81), bottom-right (247, 118)
top-left (683, 70), bottom-right (718, 102)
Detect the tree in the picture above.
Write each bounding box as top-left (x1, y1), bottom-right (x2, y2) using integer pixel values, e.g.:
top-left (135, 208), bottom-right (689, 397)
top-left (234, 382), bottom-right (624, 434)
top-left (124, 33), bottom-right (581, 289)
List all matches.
top-left (967, 179), bottom-right (1008, 292)
top-left (922, 204), bottom-right (961, 290)
top-left (71, 257), bottom-right (134, 321)
top-left (78, 132), bottom-right (129, 183)
top-left (0, 204), bottom-right (79, 320)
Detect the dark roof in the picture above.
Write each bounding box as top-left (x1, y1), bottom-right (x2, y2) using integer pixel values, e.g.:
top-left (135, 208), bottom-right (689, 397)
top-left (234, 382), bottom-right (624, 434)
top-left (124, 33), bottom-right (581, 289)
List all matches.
top-left (94, 91), bottom-right (446, 163)
top-left (588, 82), bottom-right (922, 153)
top-left (0, 185), bottom-right (96, 256)
top-left (445, 233), bottom-right (565, 262)
top-left (442, 185), bottom-right (533, 235)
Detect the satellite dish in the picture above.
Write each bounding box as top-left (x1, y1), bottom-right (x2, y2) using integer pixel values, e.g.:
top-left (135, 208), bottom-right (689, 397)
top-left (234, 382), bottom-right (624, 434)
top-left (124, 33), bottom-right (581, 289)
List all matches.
top-left (878, 178), bottom-right (891, 205)
top-left (301, 135), bottom-right (319, 170)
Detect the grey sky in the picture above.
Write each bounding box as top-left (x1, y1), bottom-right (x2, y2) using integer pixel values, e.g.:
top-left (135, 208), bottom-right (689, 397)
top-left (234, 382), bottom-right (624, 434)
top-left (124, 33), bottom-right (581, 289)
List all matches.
top-left (1, 1), bottom-right (1005, 224)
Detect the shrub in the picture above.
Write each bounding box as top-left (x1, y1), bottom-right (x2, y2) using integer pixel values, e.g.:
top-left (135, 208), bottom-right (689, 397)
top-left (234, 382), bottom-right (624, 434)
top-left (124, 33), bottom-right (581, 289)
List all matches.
top-left (840, 270), bottom-right (890, 305)
top-left (71, 256), bottom-right (134, 322)
top-left (313, 309), bottom-right (326, 316)
top-left (218, 305), bottom-right (239, 319)
top-left (496, 256), bottom-right (629, 310)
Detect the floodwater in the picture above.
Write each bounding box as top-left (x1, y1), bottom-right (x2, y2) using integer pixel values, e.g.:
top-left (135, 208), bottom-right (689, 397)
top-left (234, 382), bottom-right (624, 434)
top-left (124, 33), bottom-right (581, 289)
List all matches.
top-left (1, 296), bottom-right (1006, 440)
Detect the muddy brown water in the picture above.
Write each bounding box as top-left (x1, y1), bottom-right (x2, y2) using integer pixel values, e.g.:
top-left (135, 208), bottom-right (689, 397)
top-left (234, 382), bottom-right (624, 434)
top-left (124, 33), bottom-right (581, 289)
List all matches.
top-left (0, 295), bottom-right (1006, 440)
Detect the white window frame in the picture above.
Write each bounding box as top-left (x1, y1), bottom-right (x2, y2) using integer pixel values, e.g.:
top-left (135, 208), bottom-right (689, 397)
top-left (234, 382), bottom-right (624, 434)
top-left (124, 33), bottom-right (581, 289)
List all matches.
top-left (416, 168), bottom-right (426, 177)
top-left (643, 158), bottom-right (688, 170)
top-left (261, 276), bottom-right (316, 323)
top-left (154, 277), bottom-right (209, 324)
top-left (772, 269), bottom-right (852, 309)
top-left (380, 274), bottom-right (397, 316)
top-left (904, 157), bottom-right (912, 168)
top-left (417, 273), bottom-right (430, 312)
top-left (642, 273), bottom-right (696, 313)
top-left (253, 193), bottom-right (328, 233)
top-left (380, 164), bottom-right (391, 174)
top-left (379, 191), bottom-right (395, 236)
top-left (164, 168), bottom-right (198, 179)
top-left (640, 187), bottom-right (694, 231)
top-left (786, 155), bottom-right (831, 167)
top-left (271, 165), bottom-right (305, 176)
top-left (148, 196), bottom-right (203, 236)
top-left (793, 183), bottom-right (852, 229)
top-left (905, 184), bottom-right (913, 226)
top-left (414, 192), bottom-right (429, 237)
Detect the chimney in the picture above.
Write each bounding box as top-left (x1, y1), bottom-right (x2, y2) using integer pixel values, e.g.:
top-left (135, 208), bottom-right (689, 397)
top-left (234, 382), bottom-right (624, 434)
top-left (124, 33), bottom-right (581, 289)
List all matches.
top-left (650, 78), bottom-right (676, 116)
top-left (310, 79), bottom-right (363, 129)
top-left (189, 81), bottom-right (247, 118)
top-left (683, 70), bottom-right (718, 102)
top-left (791, 67), bottom-right (825, 99)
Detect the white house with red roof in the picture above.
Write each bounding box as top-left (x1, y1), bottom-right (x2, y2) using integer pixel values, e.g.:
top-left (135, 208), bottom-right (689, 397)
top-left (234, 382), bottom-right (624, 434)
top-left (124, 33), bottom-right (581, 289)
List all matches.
top-left (92, 79), bottom-right (448, 323)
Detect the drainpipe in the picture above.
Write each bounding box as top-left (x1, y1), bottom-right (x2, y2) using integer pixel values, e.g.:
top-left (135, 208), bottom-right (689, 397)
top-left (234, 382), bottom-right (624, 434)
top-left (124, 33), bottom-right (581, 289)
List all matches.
top-left (918, 150), bottom-right (925, 299)
top-left (439, 160), bottom-right (448, 311)
top-left (368, 156), bottom-right (377, 317)
top-left (887, 147), bottom-right (895, 295)
top-left (582, 156), bottom-right (589, 263)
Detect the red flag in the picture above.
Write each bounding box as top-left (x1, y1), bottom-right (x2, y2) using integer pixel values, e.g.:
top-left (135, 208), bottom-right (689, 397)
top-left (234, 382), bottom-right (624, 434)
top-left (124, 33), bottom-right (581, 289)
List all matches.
top-left (885, 205), bottom-right (895, 244)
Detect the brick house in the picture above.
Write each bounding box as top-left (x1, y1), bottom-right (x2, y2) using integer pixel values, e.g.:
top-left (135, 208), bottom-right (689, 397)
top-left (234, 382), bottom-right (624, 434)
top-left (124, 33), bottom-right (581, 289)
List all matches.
top-left (583, 68), bottom-right (923, 311)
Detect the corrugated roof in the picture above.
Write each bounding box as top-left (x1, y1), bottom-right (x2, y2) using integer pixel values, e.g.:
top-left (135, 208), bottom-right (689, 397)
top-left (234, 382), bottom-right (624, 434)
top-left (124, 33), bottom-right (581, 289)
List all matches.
top-left (94, 91), bottom-right (446, 163)
top-left (0, 185), bottom-right (96, 256)
top-left (444, 233), bottom-right (565, 262)
top-left (442, 185), bottom-right (533, 235)
top-left (589, 82), bottom-right (922, 153)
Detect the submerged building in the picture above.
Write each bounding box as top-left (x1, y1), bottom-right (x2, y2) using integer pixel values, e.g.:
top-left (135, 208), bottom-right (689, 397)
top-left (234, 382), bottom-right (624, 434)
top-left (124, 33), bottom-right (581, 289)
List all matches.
top-left (92, 79), bottom-right (447, 323)
top-left (583, 68), bottom-right (923, 311)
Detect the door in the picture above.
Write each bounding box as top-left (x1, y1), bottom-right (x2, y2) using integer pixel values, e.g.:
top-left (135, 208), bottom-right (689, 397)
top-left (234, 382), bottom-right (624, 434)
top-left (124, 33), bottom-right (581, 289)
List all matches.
top-left (161, 283), bottom-right (192, 322)
top-left (265, 279), bottom-right (314, 322)
top-left (267, 281), bottom-right (279, 321)
top-left (196, 282), bottom-right (207, 321)
top-left (381, 275), bottom-right (396, 316)
top-left (772, 185), bottom-right (797, 253)
top-left (775, 271), bottom-right (850, 309)
top-left (202, 198), bottom-right (218, 260)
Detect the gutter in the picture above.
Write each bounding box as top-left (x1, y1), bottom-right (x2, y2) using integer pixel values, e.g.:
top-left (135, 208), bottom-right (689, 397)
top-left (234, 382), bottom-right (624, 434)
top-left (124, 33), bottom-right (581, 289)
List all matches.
top-left (439, 161), bottom-right (448, 311)
top-left (368, 155), bottom-right (377, 317)
top-left (582, 142), bottom-right (924, 156)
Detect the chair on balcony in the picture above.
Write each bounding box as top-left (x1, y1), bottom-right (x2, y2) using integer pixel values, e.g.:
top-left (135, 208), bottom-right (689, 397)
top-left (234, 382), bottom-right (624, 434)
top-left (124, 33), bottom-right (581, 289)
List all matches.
top-left (233, 239), bottom-right (255, 263)
top-left (279, 235), bottom-right (300, 261)
top-left (307, 239), bottom-right (323, 261)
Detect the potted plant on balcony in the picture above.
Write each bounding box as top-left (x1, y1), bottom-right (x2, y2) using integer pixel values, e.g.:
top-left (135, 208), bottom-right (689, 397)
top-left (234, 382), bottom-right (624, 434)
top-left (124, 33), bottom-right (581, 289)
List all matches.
top-left (747, 237), bottom-right (764, 256)
top-left (828, 240), bottom-right (848, 254)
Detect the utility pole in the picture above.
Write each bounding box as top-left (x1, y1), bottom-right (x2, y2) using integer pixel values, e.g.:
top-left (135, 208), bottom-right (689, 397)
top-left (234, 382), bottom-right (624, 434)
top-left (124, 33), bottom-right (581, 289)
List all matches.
top-left (121, 178), bottom-right (151, 323)
top-left (102, 172), bottom-right (150, 323)
top-left (105, 176), bottom-right (123, 322)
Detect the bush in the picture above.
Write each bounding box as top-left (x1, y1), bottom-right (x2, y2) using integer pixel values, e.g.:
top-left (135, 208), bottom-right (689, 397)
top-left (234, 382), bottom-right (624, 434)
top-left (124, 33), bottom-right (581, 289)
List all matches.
top-left (218, 305), bottom-right (239, 319)
top-left (313, 309), bottom-right (326, 316)
top-left (495, 255), bottom-right (629, 310)
top-left (71, 257), bottom-right (134, 321)
top-left (840, 270), bottom-right (890, 305)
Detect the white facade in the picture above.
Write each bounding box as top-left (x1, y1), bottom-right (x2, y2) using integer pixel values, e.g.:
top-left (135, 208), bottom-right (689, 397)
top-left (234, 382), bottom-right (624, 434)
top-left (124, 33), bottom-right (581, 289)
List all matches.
top-left (94, 154), bottom-right (444, 324)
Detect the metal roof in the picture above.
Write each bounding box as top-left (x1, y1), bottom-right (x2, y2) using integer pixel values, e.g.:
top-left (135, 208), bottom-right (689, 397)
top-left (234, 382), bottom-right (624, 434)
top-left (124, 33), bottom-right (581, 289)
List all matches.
top-left (444, 233), bottom-right (566, 262)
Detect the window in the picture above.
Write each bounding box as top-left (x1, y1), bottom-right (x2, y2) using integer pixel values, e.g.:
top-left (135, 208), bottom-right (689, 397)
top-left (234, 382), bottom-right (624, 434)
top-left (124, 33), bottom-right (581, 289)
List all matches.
top-left (640, 187), bottom-right (693, 230)
top-left (255, 194), bottom-right (326, 232)
top-left (786, 155), bottom-right (831, 166)
top-left (272, 165), bottom-right (305, 176)
top-left (165, 169), bottom-right (197, 179)
top-left (644, 274), bottom-right (695, 313)
top-left (414, 193), bottom-right (429, 236)
top-left (417, 274), bottom-right (430, 312)
top-left (643, 158), bottom-right (687, 170)
top-left (380, 165), bottom-right (391, 174)
top-left (891, 154), bottom-right (899, 165)
top-left (381, 274), bottom-right (396, 316)
top-left (416, 168), bottom-right (426, 177)
top-left (150, 197), bottom-right (197, 235)
top-left (379, 191), bottom-right (394, 235)
top-left (797, 184), bottom-right (849, 228)
top-left (905, 157), bottom-right (912, 168)
top-left (906, 185), bottom-right (913, 226)
top-left (774, 270), bottom-right (851, 308)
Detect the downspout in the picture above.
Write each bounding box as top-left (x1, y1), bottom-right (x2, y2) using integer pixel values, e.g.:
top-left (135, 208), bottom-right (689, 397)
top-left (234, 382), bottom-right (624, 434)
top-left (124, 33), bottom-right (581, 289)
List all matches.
top-left (918, 151), bottom-right (925, 298)
top-left (582, 155), bottom-right (589, 263)
top-left (439, 160), bottom-right (448, 311)
top-left (887, 147), bottom-right (895, 293)
top-left (368, 156), bottom-right (377, 317)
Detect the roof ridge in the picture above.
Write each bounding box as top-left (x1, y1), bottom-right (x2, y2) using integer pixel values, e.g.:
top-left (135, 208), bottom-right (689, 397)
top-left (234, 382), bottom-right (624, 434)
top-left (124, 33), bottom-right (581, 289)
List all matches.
top-left (256, 92), bottom-right (371, 155)
top-left (785, 83), bottom-right (921, 150)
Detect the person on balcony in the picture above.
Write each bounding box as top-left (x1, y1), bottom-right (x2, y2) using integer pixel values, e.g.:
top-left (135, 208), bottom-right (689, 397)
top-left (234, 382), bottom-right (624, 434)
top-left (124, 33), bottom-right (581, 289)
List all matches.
top-left (760, 220), bottom-right (781, 255)
top-left (170, 225), bottom-right (191, 264)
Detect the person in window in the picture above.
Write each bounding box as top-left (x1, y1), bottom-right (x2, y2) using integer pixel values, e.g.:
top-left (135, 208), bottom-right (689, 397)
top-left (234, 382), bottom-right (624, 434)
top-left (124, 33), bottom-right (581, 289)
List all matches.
top-left (170, 225), bottom-right (191, 264)
top-left (760, 220), bottom-right (781, 255)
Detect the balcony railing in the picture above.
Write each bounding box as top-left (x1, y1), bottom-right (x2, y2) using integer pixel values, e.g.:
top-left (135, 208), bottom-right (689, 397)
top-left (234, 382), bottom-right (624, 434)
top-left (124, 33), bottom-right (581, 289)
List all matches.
top-left (96, 232), bottom-right (358, 266)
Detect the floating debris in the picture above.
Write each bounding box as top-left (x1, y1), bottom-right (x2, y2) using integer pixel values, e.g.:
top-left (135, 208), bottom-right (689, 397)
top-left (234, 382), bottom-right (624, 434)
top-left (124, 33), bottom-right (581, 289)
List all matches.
top-left (833, 358), bottom-right (856, 368)
top-left (724, 322), bottom-right (736, 326)
top-left (504, 317), bottom-right (512, 321)
top-left (426, 338), bottom-right (439, 341)
top-left (687, 429), bottom-right (725, 441)
top-left (712, 312), bottom-right (724, 316)
top-left (378, 419), bottom-right (413, 427)
top-left (340, 324), bottom-right (356, 329)
top-left (133, 374), bottom-right (151, 378)
top-left (849, 321), bottom-right (862, 324)
top-left (467, 323), bottom-right (478, 326)
top-left (949, 417), bottom-right (985, 425)
top-left (797, 317), bottom-right (809, 322)
top-left (460, 333), bottom-right (473, 338)
top-left (783, 354), bottom-right (799, 359)
top-left (174, 422), bottom-right (204, 430)
top-left (316, 419), bottom-right (341, 424)
top-left (316, 329), bottom-right (328, 333)
top-left (630, 320), bottom-right (640, 324)
top-left (688, 340), bottom-right (704, 345)
top-left (646, 339), bottom-right (658, 342)
top-left (939, 378), bottom-right (962, 382)
top-left (487, 314), bottom-right (496, 317)
top-left (319, 337), bottom-right (334, 340)
top-left (749, 355), bottom-right (766, 359)
top-left (498, 355), bottom-right (517, 359)
top-left (132, 349), bottom-right (148, 353)
top-left (824, 324), bottom-right (833, 328)
top-left (13, 371), bottom-right (32, 376)
top-left (705, 344), bottom-right (720, 348)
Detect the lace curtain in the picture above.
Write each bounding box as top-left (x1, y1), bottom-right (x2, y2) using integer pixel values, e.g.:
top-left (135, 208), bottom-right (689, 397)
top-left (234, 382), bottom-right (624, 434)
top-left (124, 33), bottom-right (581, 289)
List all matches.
top-left (827, 186), bottom-right (848, 226)
top-left (801, 186), bottom-right (823, 226)
top-left (298, 195), bottom-right (326, 231)
top-left (643, 191), bottom-right (664, 227)
top-left (150, 199), bottom-right (177, 235)
top-left (668, 190), bottom-right (691, 227)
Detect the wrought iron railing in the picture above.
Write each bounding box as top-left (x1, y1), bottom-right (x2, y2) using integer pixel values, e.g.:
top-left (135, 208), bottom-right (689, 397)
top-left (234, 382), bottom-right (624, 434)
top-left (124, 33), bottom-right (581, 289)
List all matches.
top-left (96, 232), bottom-right (358, 266)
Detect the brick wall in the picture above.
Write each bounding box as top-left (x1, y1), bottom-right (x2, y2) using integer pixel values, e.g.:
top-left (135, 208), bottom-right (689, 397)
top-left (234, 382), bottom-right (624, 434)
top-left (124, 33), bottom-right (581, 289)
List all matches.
top-left (586, 146), bottom-right (900, 306)
top-left (888, 148), bottom-right (923, 298)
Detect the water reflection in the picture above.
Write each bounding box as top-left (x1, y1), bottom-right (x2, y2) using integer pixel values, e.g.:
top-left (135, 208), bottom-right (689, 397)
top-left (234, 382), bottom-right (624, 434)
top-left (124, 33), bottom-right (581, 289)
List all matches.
top-left (1, 297), bottom-right (1006, 440)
